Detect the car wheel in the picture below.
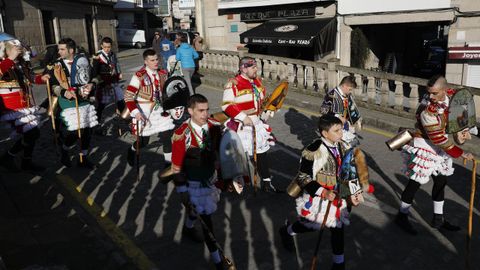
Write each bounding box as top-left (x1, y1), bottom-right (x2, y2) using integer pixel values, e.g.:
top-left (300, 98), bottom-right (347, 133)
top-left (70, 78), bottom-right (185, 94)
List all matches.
top-left (134, 42), bottom-right (142, 49)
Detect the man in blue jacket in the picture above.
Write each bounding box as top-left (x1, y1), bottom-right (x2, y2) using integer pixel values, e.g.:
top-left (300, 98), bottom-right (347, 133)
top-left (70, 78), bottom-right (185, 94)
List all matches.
top-left (175, 33), bottom-right (198, 96)
top-left (160, 32), bottom-right (176, 70)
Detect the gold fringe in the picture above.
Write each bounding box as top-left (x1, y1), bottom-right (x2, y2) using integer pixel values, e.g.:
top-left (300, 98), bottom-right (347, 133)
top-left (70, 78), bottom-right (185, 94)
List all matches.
top-left (172, 131), bottom-right (185, 142)
top-left (354, 147), bottom-right (370, 190)
top-left (302, 148), bottom-right (317, 161)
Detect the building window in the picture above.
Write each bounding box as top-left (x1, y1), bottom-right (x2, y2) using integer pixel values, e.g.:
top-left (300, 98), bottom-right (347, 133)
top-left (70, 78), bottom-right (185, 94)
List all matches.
top-left (41, 10), bottom-right (55, 45)
top-left (230, 24), bottom-right (238, 33)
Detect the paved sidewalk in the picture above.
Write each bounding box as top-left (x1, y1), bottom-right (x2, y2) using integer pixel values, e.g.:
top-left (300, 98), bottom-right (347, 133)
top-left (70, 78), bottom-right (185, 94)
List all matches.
top-left (0, 55), bottom-right (478, 270)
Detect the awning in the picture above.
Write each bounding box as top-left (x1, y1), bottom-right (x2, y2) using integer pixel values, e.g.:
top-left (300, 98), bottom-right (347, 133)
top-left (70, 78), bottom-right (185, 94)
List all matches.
top-left (240, 18), bottom-right (336, 52)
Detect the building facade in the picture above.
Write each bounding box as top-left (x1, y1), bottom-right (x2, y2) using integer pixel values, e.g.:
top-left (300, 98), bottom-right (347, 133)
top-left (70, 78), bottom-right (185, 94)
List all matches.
top-left (205, 0), bottom-right (336, 60)
top-left (1, 0), bottom-right (118, 54)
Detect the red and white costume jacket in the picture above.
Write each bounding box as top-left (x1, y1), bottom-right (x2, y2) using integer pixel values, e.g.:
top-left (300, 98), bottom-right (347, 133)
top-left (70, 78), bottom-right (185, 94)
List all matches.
top-left (125, 67), bottom-right (174, 136)
top-left (172, 118), bottom-right (222, 215)
top-left (0, 58), bottom-right (45, 137)
top-left (222, 74), bottom-right (273, 155)
top-left (402, 89), bottom-right (459, 184)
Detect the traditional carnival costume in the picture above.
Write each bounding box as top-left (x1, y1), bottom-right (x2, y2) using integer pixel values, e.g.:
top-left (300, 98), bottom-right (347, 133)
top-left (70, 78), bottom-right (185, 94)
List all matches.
top-left (124, 66), bottom-right (174, 165)
top-left (92, 49), bottom-right (125, 124)
top-left (320, 86), bottom-right (361, 146)
top-left (0, 38), bottom-right (47, 172)
top-left (396, 89), bottom-right (463, 234)
top-left (172, 118), bottom-right (224, 269)
top-left (279, 137), bottom-right (369, 270)
top-left (51, 54), bottom-right (99, 168)
top-left (222, 74), bottom-right (277, 192)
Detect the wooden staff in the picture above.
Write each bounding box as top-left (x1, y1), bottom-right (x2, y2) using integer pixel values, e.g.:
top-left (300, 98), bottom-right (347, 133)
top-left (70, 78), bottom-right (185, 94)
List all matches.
top-left (310, 200), bottom-right (333, 270)
top-left (135, 102), bottom-right (155, 182)
top-left (73, 91), bottom-right (83, 163)
top-left (466, 159), bottom-right (477, 270)
top-left (183, 202), bottom-right (236, 269)
top-left (46, 80), bottom-right (58, 151)
top-left (135, 120), bottom-right (141, 182)
top-left (252, 125), bottom-right (258, 194)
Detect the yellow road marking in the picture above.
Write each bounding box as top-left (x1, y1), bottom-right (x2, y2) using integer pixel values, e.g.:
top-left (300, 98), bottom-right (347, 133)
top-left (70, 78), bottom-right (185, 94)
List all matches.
top-left (55, 174), bottom-right (158, 270)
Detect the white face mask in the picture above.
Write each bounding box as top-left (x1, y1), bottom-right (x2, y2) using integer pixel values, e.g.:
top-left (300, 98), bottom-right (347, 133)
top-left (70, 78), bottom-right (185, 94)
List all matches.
top-left (169, 106), bottom-right (185, 120)
top-left (22, 50), bottom-right (31, 62)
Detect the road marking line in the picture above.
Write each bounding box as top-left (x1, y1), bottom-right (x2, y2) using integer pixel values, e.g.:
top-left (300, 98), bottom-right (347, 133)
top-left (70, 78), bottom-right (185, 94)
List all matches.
top-left (55, 174), bottom-right (158, 270)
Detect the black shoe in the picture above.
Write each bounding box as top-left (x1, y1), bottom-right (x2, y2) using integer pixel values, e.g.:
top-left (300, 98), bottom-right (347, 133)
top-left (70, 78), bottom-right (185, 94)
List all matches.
top-left (331, 263), bottom-right (345, 270)
top-left (431, 214), bottom-right (461, 231)
top-left (262, 181), bottom-right (283, 193)
top-left (94, 127), bottom-right (107, 136)
top-left (21, 158), bottom-right (46, 173)
top-left (0, 152), bottom-right (20, 173)
top-left (127, 147), bottom-right (135, 167)
top-left (394, 212), bottom-right (418, 235)
top-left (182, 225), bottom-right (203, 243)
top-left (77, 155), bottom-right (96, 169)
top-left (279, 221), bottom-right (295, 252)
top-left (60, 149), bottom-right (72, 168)
top-left (215, 262), bottom-right (224, 270)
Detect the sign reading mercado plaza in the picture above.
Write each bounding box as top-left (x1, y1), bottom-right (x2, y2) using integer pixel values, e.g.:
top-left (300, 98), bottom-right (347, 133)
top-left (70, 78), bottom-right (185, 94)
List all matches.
top-left (241, 8), bottom-right (315, 21)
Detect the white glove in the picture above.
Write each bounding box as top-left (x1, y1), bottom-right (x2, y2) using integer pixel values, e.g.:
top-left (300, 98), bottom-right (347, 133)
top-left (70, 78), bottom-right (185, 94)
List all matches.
top-left (260, 110), bottom-right (274, 121)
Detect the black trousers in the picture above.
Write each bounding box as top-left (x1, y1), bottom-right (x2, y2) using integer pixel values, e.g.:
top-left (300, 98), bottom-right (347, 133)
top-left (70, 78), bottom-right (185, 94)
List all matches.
top-left (131, 129), bottom-right (173, 153)
top-left (401, 174), bottom-right (448, 204)
top-left (256, 152), bottom-right (271, 179)
top-left (9, 127), bottom-right (40, 158)
top-left (199, 214), bottom-right (218, 253)
top-left (291, 220), bottom-right (344, 255)
top-left (64, 127), bottom-right (93, 151)
top-left (97, 100), bottom-right (126, 122)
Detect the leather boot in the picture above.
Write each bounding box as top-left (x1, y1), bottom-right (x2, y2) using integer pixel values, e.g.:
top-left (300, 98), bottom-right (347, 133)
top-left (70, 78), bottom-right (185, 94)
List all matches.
top-left (394, 212), bottom-right (418, 235)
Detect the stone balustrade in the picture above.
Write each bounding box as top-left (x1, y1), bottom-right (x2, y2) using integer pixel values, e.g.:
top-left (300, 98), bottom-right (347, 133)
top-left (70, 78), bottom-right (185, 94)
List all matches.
top-left (200, 50), bottom-right (480, 118)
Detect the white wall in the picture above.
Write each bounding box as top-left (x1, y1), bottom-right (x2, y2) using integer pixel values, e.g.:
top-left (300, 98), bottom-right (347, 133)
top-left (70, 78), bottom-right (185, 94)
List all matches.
top-left (218, 0), bottom-right (327, 9)
top-left (338, 0), bottom-right (451, 15)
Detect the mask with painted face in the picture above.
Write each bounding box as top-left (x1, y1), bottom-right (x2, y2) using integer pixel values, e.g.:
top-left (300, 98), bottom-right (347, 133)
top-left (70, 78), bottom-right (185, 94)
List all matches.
top-left (169, 106), bottom-right (185, 120)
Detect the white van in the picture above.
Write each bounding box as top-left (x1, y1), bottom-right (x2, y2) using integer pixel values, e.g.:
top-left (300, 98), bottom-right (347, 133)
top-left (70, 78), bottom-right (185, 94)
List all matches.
top-left (116, 28), bottom-right (146, 48)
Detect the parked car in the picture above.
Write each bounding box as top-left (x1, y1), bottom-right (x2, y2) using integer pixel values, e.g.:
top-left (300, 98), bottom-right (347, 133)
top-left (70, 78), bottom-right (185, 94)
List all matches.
top-left (116, 28), bottom-right (146, 48)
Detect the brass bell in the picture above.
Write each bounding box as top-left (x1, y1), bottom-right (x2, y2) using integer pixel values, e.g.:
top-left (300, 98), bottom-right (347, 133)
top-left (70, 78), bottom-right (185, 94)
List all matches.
top-left (286, 178), bottom-right (301, 198)
top-left (385, 129), bottom-right (413, 151)
top-left (158, 165), bottom-right (174, 184)
top-left (120, 107), bottom-right (131, 120)
top-left (223, 256), bottom-right (236, 270)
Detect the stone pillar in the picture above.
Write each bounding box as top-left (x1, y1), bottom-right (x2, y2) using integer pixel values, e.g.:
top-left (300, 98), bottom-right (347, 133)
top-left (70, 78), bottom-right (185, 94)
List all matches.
top-left (270, 60), bottom-right (278, 81)
top-left (327, 58), bottom-right (339, 90)
top-left (354, 74), bottom-right (362, 97)
top-left (409, 84), bottom-right (419, 111)
top-left (287, 63), bottom-right (295, 84)
top-left (380, 78), bottom-right (389, 108)
top-left (317, 67), bottom-right (326, 92)
top-left (339, 21), bottom-right (352, 67)
top-left (305, 66), bottom-right (314, 88)
top-left (263, 60), bottom-right (271, 80)
top-left (297, 65), bottom-right (305, 89)
top-left (255, 57), bottom-right (262, 77)
top-left (394, 80), bottom-right (403, 111)
top-left (367, 76), bottom-right (376, 105)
